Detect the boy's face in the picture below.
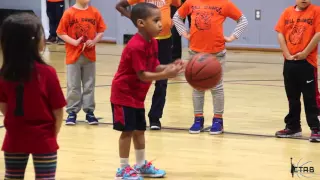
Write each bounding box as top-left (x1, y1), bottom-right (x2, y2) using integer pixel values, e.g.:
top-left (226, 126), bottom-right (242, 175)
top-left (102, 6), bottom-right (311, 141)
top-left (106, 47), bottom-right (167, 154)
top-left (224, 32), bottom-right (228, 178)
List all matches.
top-left (296, 0), bottom-right (311, 10)
top-left (138, 8), bottom-right (162, 38)
top-left (77, 0), bottom-right (90, 4)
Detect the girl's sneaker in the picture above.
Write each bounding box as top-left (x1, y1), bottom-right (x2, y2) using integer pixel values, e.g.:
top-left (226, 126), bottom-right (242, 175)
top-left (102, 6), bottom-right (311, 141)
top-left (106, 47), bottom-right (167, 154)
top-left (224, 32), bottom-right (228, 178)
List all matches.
top-left (133, 160), bottom-right (166, 178)
top-left (115, 165), bottom-right (143, 180)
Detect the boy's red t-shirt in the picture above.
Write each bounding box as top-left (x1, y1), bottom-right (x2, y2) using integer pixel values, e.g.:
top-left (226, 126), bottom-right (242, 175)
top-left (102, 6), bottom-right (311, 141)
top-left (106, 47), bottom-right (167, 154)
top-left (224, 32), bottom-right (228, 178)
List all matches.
top-left (56, 6), bottom-right (107, 65)
top-left (0, 62), bottom-right (66, 153)
top-left (110, 34), bottom-right (160, 108)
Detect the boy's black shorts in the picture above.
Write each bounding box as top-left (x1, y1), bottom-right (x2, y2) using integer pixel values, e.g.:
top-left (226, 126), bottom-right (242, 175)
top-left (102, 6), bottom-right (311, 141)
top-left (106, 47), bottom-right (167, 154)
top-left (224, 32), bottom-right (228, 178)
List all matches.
top-left (111, 103), bottom-right (146, 131)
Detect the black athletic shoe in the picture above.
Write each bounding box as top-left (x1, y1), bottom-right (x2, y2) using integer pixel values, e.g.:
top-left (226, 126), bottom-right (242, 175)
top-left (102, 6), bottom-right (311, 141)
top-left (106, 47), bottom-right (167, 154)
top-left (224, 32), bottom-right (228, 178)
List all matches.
top-left (150, 118), bottom-right (161, 130)
top-left (309, 129), bottom-right (320, 142)
top-left (275, 128), bottom-right (302, 138)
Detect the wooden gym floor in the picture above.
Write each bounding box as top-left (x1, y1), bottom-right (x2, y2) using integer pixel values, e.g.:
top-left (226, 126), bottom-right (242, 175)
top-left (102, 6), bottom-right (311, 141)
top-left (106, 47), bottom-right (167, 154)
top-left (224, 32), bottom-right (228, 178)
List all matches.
top-left (0, 44), bottom-right (320, 179)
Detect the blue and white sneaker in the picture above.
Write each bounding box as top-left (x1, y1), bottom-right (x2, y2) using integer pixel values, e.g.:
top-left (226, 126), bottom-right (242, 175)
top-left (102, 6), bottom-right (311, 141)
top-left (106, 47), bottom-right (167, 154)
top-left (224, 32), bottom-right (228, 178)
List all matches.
top-left (115, 165), bottom-right (143, 180)
top-left (133, 160), bottom-right (166, 178)
top-left (189, 116), bottom-right (204, 134)
top-left (210, 118), bottom-right (224, 135)
top-left (86, 111), bottom-right (99, 125)
top-left (66, 112), bottom-right (77, 125)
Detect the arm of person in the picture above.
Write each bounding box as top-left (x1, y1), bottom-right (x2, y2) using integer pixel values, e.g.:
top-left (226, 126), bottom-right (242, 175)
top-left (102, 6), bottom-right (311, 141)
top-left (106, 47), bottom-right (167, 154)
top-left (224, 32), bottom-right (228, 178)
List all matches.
top-left (274, 9), bottom-right (293, 60)
top-left (303, 32), bottom-right (320, 55)
top-left (155, 59), bottom-right (188, 72)
top-left (116, 0), bottom-right (134, 19)
top-left (136, 61), bottom-right (177, 81)
top-left (293, 11), bottom-right (320, 60)
top-left (47, 68), bottom-right (67, 136)
top-left (155, 65), bottom-right (167, 72)
top-left (171, 0), bottom-right (181, 7)
top-left (0, 81), bottom-right (7, 116)
top-left (132, 48), bottom-right (182, 82)
top-left (93, 10), bottom-right (107, 44)
top-left (86, 10), bottom-right (107, 48)
top-left (52, 108), bottom-right (64, 135)
top-left (277, 32), bottom-right (293, 60)
top-left (56, 11), bottom-right (83, 46)
top-left (223, 2), bottom-right (248, 42)
top-left (0, 103), bottom-right (7, 115)
top-left (138, 64), bottom-right (183, 81)
top-left (172, 1), bottom-right (191, 39)
top-left (93, 32), bottom-right (104, 44)
top-left (137, 70), bottom-right (173, 81)
top-left (225, 15), bottom-right (248, 42)
top-left (292, 33), bottom-right (320, 60)
top-left (58, 35), bottom-right (83, 46)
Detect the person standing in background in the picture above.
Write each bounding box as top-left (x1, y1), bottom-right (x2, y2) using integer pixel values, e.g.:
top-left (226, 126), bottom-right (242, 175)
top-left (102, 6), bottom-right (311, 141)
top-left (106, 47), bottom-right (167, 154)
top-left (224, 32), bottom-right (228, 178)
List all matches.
top-left (274, 0), bottom-right (320, 142)
top-left (170, 0), bottom-right (190, 61)
top-left (46, 0), bottom-right (65, 45)
top-left (173, 0), bottom-right (248, 135)
top-left (57, 0), bottom-right (107, 125)
top-left (116, 0), bottom-right (181, 130)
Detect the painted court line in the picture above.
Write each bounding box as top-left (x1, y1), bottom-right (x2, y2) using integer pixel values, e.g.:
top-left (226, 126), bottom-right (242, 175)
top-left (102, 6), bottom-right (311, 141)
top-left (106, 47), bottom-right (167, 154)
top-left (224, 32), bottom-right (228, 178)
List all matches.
top-left (60, 79), bottom-right (320, 89)
top-left (58, 121), bottom-right (310, 141)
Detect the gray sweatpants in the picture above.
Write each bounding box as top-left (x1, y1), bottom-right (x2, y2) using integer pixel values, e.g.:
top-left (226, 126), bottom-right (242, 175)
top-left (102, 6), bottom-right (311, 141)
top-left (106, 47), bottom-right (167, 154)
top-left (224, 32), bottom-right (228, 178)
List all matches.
top-left (188, 49), bottom-right (226, 116)
top-left (66, 54), bottom-right (96, 114)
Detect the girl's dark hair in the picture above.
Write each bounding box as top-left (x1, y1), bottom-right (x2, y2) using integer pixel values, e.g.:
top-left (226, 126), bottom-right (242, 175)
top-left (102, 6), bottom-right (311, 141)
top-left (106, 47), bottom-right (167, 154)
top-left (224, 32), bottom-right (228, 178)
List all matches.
top-left (0, 13), bottom-right (46, 82)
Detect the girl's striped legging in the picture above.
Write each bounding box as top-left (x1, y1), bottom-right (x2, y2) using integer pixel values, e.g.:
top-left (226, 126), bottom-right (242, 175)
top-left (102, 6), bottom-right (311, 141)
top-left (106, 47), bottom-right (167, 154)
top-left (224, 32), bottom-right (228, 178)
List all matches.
top-left (4, 152), bottom-right (57, 180)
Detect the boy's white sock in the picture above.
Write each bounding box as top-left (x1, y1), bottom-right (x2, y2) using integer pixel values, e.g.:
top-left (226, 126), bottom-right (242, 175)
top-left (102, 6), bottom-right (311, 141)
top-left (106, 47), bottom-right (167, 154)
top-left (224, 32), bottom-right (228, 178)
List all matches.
top-left (135, 149), bottom-right (145, 166)
top-left (120, 158), bottom-right (129, 169)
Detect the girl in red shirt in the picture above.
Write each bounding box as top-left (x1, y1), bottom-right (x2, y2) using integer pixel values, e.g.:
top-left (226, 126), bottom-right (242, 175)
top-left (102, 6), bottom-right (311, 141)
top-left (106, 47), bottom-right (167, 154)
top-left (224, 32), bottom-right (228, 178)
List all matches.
top-left (0, 13), bottom-right (66, 179)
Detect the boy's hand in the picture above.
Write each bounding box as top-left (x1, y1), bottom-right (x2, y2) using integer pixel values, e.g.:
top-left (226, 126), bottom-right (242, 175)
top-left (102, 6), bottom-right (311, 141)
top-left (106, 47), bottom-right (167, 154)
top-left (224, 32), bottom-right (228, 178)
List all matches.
top-left (174, 59), bottom-right (188, 72)
top-left (285, 54), bottom-right (294, 60)
top-left (292, 51), bottom-right (308, 60)
top-left (82, 43), bottom-right (86, 52)
top-left (182, 32), bottom-right (190, 40)
top-left (164, 64), bottom-right (183, 78)
top-left (86, 40), bottom-right (96, 48)
top-left (224, 35), bottom-right (236, 42)
top-left (74, 36), bottom-right (83, 46)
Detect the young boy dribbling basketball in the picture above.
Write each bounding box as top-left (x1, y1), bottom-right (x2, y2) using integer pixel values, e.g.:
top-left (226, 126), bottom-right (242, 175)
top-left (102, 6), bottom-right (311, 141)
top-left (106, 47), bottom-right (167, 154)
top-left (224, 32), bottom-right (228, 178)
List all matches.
top-left (57, 0), bottom-right (106, 125)
top-left (116, 0), bottom-right (181, 130)
top-left (110, 3), bottom-right (183, 179)
top-left (173, 0), bottom-right (248, 134)
top-left (275, 0), bottom-right (320, 142)
top-left (0, 13), bottom-right (66, 179)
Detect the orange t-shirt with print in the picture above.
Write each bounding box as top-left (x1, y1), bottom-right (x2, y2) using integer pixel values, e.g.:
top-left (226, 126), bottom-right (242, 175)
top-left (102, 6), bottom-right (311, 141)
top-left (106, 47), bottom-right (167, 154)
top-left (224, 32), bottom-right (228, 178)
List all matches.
top-left (56, 6), bottom-right (107, 65)
top-left (275, 5), bottom-right (320, 67)
top-left (127, 0), bottom-right (181, 39)
top-left (178, 0), bottom-right (242, 53)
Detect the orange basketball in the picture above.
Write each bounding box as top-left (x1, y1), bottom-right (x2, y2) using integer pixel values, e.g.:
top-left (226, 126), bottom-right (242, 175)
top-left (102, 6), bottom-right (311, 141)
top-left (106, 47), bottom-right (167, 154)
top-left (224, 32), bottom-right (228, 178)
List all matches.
top-left (185, 53), bottom-right (222, 91)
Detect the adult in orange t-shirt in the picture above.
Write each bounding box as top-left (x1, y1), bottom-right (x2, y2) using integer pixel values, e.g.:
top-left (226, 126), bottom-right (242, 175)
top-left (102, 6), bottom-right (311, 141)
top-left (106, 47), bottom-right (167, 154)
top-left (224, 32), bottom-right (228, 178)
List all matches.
top-left (116, 0), bottom-right (181, 130)
top-left (56, 0), bottom-right (106, 125)
top-left (46, 0), bottom-right (65, 44)
top-left (173, 0), bottom-right (248, 135)
top-left (274, 0), bottom-right (320, 142)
